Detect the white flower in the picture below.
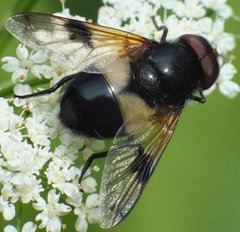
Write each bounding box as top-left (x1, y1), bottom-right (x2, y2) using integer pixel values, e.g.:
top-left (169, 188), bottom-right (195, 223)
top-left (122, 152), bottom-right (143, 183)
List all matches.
top-left (207, 18), bottom-right (235, 54)
top-left (203, 83), bottom-right (216, 96)
top-left (13, 83), bottom-right (33, 107)
top-left (1, 44), bottom-right (52, 83)
top-left (89, 139), bottom-right (106, 151)
top-left (54, 3), bottom-right (86, 21)
top-left (59, 132), bottom-right (85, 149)
top-left (98, 6), bottom-right (122, 28)
top-left (83, 147), bottom-right (94, 161)
top-left (66, 185), bottom-right (83, 207)
top-left (0, 98), bottom-right (15, 132)
top-left (12, 174), bottom-right (43, 203)
top-left (75, 214), bottom-right (88, 232)
top-left (66, 189), bottom-right (88, 232)
top-left (50, 61), bottom-right (70, 79)
top-left (81, 177), bottom-right (97, 193)
top-left (8, 113), bottom-right (24, 135)
top-left (33, 189), bottom-right (71, 232)
top-left (204, 62), bottom-right (239, 98)
top-left (219, 80), bottom-right (240, 98)
top-left (0, 134), bottom-right (36, 172)
top-left (4, 222), bottom-right (37, 232)
top-left (25, 117), bottom-right (50, 146)
top-left (164, 0), bottom-right (206, 19)
top-left (83, 139), bottom-right (106, 161)
top-left (44, 157), bottom-right (79, 194)
top-left (83, 194), bottom-right (99, 225)
top-left (0, 177), bottom-right (18, 204)
top-left (21, 221), bottom-right (38, 232)
top-left (85, 194), bottom-right (98, 209)
top-left (66, 187), bottom-right (99, 232)
top-left (0, 196), bottom-right (15, 221)
top-left (200, 0), bottom-right (233, 19)
top-left (217, 63), bottom-right (239, 98)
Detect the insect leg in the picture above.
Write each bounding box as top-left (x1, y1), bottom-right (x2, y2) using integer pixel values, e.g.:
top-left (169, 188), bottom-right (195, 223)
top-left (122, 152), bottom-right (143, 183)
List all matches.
top-left (79, 151), bottom-right (108, 186)
top-left (13, 73), bottom-right (77, 99)
top-left (151, 16), bottom-right (168, 42)
top-left (189, 90), bottom-right (206, 103)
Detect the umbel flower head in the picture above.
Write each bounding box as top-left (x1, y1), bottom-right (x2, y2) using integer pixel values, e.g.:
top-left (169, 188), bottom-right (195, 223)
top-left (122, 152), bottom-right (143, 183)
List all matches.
top-left (0, 0), bottom-right (239, 231)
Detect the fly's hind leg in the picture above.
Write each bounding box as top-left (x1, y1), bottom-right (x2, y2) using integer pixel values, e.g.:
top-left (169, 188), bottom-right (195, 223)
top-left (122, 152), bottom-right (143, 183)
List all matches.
top-left (79, 151), bottom-right (108, 190)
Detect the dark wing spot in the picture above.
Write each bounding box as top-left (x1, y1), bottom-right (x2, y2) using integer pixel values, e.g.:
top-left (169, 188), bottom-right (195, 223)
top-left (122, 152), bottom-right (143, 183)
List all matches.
top-left (64, 19), bottom-right (93, 48)
top-left (130, 145), bottom-right (154, 184)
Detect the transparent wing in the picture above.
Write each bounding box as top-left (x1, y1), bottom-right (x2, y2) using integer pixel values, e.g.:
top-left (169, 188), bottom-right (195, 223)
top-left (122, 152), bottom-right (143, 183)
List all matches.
top-left (5, 13), bottom-right (152, 72)
top-left (98, 105), bottom-right (183, 228)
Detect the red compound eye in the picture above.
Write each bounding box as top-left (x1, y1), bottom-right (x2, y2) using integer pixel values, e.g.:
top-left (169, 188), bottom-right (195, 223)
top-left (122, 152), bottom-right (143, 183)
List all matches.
top-left (179, 34), bottom-right (219, 90)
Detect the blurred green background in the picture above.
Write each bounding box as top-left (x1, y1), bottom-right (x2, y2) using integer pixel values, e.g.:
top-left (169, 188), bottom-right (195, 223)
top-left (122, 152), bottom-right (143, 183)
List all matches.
top-left (0, 0), bottom-right (240, 232)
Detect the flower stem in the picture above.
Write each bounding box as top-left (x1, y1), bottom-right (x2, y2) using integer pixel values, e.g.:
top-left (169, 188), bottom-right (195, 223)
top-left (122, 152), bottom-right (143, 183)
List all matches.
top-left (16, 202), bottom-right (23, 231)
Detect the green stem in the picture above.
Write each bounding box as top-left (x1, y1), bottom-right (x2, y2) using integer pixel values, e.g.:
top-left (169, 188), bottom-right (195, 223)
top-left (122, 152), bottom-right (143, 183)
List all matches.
top-left (16, 202), bottom-right (23, 231)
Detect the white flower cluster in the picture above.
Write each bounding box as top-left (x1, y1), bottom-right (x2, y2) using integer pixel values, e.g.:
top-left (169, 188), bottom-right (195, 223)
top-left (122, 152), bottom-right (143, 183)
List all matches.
top-left (0, 6), bottom-right (105, 232)
top-left (98, 0), bottom-right (239, 98)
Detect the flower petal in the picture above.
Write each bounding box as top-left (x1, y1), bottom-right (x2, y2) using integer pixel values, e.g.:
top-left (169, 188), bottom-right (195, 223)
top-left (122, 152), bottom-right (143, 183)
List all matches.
top-left (33, 196), bottom-right (46, 210)
top-left (31, 65), bottom-right (53, 79)
top-left (218, 63), bottom-right (237, 81)
top-left (1, 57), bottom-right (20, 72)
top-left (30, 52), bottom-right (47, 63)
top-left (86, 193), bottom-right (99, 208)
top-left (3, 203), bottom-right (15, 221)
top-left (16, 44), bottom-right (28, 60)
top-left (13, 83), bottom-right (32, 96)
top-left (75, 215), bottom-right (88, 232)
top-left (11, 68), bottom-right (28, 83)
top-left (36, 212), bottom-right (48, 228)
top-left (203, 83), bottom-right (216, 96)
top-left (81, 177), bottom-right (97, 193)
top-left (22, 221), bottom-right (37, 232)
top-left (46, 217), bottom-right (62, 232)
top-left (56, 203), bottom-right (72, 216)
top-left (219, 80), bottom-right (240, 98)
top-left (47, 189), bottom-right (60, 204)
top-left (3, 225), bottom-right (17, 232)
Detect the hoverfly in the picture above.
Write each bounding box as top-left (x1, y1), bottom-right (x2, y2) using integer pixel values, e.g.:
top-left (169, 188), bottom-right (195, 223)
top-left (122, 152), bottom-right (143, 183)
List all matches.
top-left (5, 13), bottom-right (219, 228)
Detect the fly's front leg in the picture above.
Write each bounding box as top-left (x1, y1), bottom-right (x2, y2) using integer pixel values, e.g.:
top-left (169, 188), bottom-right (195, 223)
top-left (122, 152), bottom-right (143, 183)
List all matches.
top-left (151, 16), bottom-right (168, 42)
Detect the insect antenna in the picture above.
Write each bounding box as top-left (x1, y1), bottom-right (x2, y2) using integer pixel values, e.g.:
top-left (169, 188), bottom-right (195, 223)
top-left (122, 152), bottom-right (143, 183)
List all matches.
top-left (13, 73), bottom-right (77, 99)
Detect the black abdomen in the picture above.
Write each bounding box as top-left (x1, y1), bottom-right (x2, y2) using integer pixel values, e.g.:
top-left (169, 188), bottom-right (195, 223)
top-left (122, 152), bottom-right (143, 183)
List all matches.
top-left (59, 72), bottom-right (123, 139)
